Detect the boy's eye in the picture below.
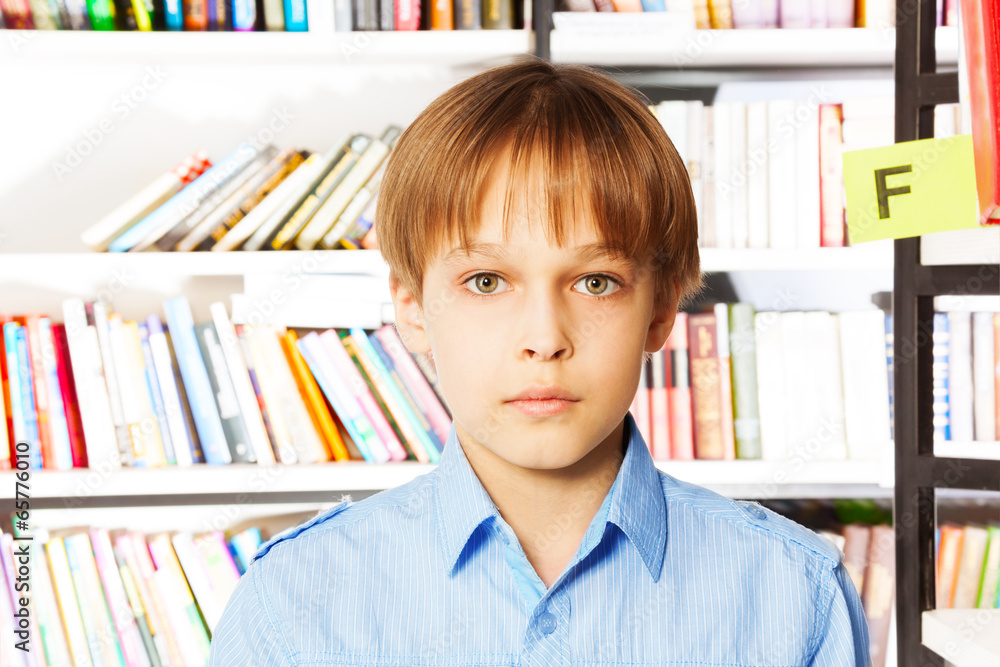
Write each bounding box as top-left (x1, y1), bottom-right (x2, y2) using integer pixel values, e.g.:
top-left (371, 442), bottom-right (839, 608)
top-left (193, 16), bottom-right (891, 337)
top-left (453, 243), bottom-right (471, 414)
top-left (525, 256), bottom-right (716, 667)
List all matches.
top-left (573, 274), bottom-right (620, 296)
top-left (465, 273), bottom-right (509, 295)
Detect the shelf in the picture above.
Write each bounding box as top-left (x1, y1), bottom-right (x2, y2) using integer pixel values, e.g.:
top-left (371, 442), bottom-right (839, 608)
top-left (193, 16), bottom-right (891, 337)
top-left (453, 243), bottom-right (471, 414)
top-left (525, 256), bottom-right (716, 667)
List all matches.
top-left (0, 30), bottom-right (534, 66)
top-left (934, 441), bottom-right (1000, 462)
top-left (699, 244), bottom-right (893, 272)
top-left (922, 610), bottom-right (1000, 667)
top-left (0, 458), bottom-right (890, 507)
top-left (551, 26), bottom-right (958, 69)
top-left (0, 246), bottom-right (893, 287)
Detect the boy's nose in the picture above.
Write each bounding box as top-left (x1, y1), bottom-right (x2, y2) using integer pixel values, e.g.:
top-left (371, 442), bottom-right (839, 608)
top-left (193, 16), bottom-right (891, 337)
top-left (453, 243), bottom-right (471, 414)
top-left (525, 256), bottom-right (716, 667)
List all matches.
top-left (517, 290), bottom-right (574, 362)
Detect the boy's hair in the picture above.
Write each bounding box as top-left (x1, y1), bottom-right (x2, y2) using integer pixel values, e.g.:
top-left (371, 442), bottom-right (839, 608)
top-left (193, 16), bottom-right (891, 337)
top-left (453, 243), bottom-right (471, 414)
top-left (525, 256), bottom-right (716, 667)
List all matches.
top-left (376, 57), bottom-right (702, 310)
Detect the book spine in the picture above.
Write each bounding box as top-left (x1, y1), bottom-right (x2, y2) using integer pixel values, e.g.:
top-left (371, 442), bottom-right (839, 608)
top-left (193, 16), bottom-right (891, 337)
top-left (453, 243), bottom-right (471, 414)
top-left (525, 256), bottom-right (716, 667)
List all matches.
top-left (169, 533), bottom-right (223, 633)
top-left (91, 301), bottom-right (138, 466)
top-left (145, 536), bottom-right (209, 665)
top-left (688, 312), bottom-right (725, 459)
top-left (146, 315), bottom-right (195, 466)
top-left (65, 533), bottom-right (127, 666)
top-left (23, 315), bottom-right (54, 470)
top-left (728, 303), bottom-right (761, 459)
top-left (350, 328), bottom-right (439, 462)
top-left (819, 104), bottom-right (845, 247)
top-left (0, 315), bottom-right (12, 468)
top-left (282, 0), bottom-right (306, 29)
top-left (706, 0), bottom-right (731, 27)
top-left (195, 323), bottom-right (255, 464)
top-left (242, 326), bottom-right (297, 464)
top-left (137, 324), bottom-right (176, 466)
top-left (24, 529), bottom-right (74, 667)
top-left (115, 557), bottom-right (162, 667)
top-left (126, 322), bottom-right (170, 467)
top-left (242, 152), bottom-right (334, 251)
top-left (319, 330), bottom-right (402, 461)
top-left (947, 311), bottom-right (974, 442)
top-left (333, 0), bottom-right (351, 29)
top-left (162, 297), bottom-right (232, 465)
top-left (972, 312), bottom-right (996, 441)
top-left (163, 0), bottom-right (182, 28)
top-left (666, 313), bottom-right (694, 460)
top-left (794, 102), bottom-right (821, 249)
top-left (44, 538), bottom-right (94, 667)
top-left (977, 525), bottom-right (1000, 608)
top-left (648, 348), bottom-right (670, 460)
top-left (373, 325), bottom-right (452, 443)
top-left (210, 303), bottom-right (275, 465)
top-left (38, 318), bottom-right (74, 470)
top-left (262, 0), bottom-right (283, 28)
top-left (279, 331), bottom-right (350, 461)
top-left (116, 534), bottom-right (180, 666)
top-left (90, 529), bottom-right (151, 667)
top-left (426, 0), bottom-right (449, 28)
top-left (367, 333), bottom-right (444, 454)
top-left (194, 533), bottom-right (242, 612)
top-left (767, 100), bottom-right (797, 249)
top-left (297, 332), bottom-right (383, 463)
top-left (183, 0), bottom-right (207, 27)
top-left (393, 0), bottom-right (418, 30)
top-left (453, 0), bottom-right (480, 28)
top-left (932, 313), bottom-right (951, 441)
top-left (51, 324), bottom-right (89, 468)
top-left (86, 0), bottom-right (115, 28)
top-left (232, 0), bottom-right (255, 28)
top-left (235, 325), bottom-right (282, 462)
top-left (61, 300), bottom-right (120, 469)
top-left (14, 328), bottom-right (42, 470)
top-left (714, 303), bottom-right (737, 460)
top-left (3, 324), bottom-right (25, 464)
top-left (482, 0), bottom-right (511, 27)
top-left (107, 316), bottom-right (149, 466)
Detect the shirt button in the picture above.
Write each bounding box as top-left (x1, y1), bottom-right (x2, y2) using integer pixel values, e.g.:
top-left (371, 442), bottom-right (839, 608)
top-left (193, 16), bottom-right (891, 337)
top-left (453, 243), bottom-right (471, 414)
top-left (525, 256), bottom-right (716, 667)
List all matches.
top-left (538, 611), bottom-right (557, 635)
top-left (748, 505), bottom-right (767, 520)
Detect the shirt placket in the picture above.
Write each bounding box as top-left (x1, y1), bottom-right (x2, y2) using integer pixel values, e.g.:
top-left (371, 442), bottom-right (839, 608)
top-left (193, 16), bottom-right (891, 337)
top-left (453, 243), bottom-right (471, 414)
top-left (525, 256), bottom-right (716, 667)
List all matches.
top-left (522, 587), bottom-right (571, 667)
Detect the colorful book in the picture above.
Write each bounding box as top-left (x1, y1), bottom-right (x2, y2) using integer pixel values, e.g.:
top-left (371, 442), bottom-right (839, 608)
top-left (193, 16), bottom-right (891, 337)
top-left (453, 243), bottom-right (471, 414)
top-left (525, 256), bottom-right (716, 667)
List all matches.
top-left (138, 323), bottom-right (177, 466)
top-left (977, 524), bottom-right (1000, 608)
top-left (51, 324), bottom-right (89, 468)
top-left (688, 312), bottom-right (727, 459)
top-left (194, 322), bottom-right (256, 464)
top-left (116, 533), bottom-right (180, 666)
top-left (162, 297), bottom-right (232, 465)
top-left (665, 313), bottom-right (694, 460)
top-left (937, 523), bottom-right (965, 608)
top-left (92, 300), bottom-right (137, 466)
top-left (90, 528), bottom-right (152, 667)
top-left (65, 532), bottom-right (127, 666)
top-left (932, 313), bottom-right (951, 441)
top-left (146, 315), bottom-right (195, 466)
top-left (22, 314), bottom-right (55, 469)
top-left (648, 347), bottom-right (670, 460)
top-left (242, 325), bottom-right (297, 464)
top-left (14, 326), bottom-right (42, 470)
top-left (45, 537), bottom-right (93, 667)
top-left (952, 524), bottom-right (989, 608)
top-left (146, 535), bottom-right (210, 662)
top-left (728, 303), bottom-right (761, 459)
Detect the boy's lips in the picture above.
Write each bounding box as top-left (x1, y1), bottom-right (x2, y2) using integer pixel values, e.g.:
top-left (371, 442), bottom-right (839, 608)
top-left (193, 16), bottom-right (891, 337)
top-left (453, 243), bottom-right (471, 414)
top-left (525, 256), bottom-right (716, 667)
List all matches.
top-left (506, 385), bottom-right (579, 401)
top-left (505, 385), bottom-right (580, 417)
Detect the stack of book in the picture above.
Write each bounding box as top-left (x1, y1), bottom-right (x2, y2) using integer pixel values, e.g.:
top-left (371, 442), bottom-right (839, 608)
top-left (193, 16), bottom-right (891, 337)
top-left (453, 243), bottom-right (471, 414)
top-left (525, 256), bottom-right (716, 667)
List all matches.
top-left (560, 0), bottom-right (958, 29)
top-left (650, 99), bottom-right (964, 249)
top-left (83, 128), bottom-right (399, 253)
top-left (929, 311), bottom-right (1000, 443)
top-left (630, 306), bottom-right (894, 461)
top-left (936, 522), bottom-right (1000, 610)
top-left (0, 0), bottom-right (311, 30)
top-left (0, 297), bottom-right (451, 470)
top-left (0, 522), bottom-right (268, 667)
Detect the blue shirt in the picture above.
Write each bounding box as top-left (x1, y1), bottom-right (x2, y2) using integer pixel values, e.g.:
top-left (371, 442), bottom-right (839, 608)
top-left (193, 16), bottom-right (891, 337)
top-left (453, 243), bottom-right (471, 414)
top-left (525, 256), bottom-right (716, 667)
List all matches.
top-left (209, 413), bottom-right (870, 666)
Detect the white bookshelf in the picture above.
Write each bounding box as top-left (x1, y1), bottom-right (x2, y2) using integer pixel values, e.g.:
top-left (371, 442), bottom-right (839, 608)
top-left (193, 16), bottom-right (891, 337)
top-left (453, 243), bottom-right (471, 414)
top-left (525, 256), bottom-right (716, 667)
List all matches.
top-left (0, 457), bottom-right (890, 502)
top-left (922, 609), bottom-right (1000, 667)
top-left (551, 26), bottom-right (958, 68)
top-left (0, 29), bottom-right (535, 66)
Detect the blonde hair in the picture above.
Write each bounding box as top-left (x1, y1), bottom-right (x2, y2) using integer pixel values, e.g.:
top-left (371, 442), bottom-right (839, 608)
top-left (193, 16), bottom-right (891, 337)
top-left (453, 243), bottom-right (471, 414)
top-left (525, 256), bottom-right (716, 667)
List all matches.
top-left (376, 57), bottom-right (702, 309)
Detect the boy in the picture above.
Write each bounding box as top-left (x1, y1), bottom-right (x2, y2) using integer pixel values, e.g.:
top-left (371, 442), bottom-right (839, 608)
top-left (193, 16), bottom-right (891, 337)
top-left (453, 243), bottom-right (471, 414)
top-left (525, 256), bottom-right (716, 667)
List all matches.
top-left (209, 60), bottom-right (869, 666)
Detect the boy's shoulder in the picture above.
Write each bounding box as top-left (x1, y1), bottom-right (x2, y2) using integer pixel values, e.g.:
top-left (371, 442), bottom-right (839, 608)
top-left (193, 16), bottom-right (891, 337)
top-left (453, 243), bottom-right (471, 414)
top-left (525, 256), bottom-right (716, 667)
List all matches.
top-left (250, 471), bottom-right (437, 566)
top-left (658, 470), bottom-right (845, 567)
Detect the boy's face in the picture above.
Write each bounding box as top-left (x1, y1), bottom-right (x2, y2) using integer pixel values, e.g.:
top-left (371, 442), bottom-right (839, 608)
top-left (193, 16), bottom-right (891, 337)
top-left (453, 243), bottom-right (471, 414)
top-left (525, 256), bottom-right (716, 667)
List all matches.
top-left (390, 164), bottom-right (678, 472)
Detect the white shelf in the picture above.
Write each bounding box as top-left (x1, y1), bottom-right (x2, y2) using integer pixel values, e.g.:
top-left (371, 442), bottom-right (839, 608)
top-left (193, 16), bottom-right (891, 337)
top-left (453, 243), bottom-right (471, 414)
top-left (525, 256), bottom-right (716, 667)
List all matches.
top-left (933, 441), bottom-right (1000, 461)
top-left (0, 458), bottom-right (889, 502)
top-left (923, 610), bottom-right (1000, 667)
top-left (0, 30), bottom-right (534, 66)
top-left (551, 26), bottom-right (958, 68)
top-left (0, 246), bottom-right (893, 287)
top-left (699, 244), bottom-right (893, 272)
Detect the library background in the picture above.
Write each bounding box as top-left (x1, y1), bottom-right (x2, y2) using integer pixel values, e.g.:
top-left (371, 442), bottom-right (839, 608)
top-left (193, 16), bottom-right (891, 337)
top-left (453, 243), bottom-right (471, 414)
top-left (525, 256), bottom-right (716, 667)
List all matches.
top-left (0, 0), bottom-right (998, 663)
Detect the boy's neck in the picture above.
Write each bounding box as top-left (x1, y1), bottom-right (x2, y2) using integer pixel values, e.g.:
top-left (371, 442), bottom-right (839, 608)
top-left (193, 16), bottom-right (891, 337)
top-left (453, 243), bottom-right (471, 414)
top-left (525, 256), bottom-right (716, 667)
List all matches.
top-left (456, 419), bottom-right (628, 589)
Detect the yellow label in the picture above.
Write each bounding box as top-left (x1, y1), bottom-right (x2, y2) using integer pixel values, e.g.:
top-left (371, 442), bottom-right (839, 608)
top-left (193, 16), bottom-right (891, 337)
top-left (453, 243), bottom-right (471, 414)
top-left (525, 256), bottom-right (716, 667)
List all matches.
top-left (842, 135), bottom-right (981, 243)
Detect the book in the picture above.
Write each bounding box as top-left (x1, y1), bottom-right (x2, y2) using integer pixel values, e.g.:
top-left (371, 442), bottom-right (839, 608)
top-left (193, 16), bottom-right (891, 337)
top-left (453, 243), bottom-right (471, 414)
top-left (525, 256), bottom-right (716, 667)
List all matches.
top-left (331, 160), bottom-right (387, 249)
top-left (183, 0), bottom-right (208, 28)
top-left (711, 103), bottom-right (732, 249)
top-left (65, 532), bottom-right (127, 666)
top-left (90, 528), bottom-right (152, 667)
top-left (146, 534), bottom-right (210, 665)
top-left (972, 311), bottom-right (996, 441)
top-left (146, 315), bottom-right (195, 466)
top-left (265, 135), bottom-right (366, 251)
top-left (210, 303), bottom-right (274, 465)
top-left (947, 311), bottom-right (974, 442)
top-left (22, 314), bottom-right (54, 469)
top-left (193, 532), bottom-right (242, 617)
top-left (861, 524), bottom-right (895, 667)
top-left (483, 0), bottom-right (512, 27)
top-left (61, 300), bottom-right (119, 469)
top-left (713, 303), bottom-right (737, 459)
top-left (454, 0), bottom-right (480, 27)
top-left (842, 523), bottom-right (872, 594)
top-left (818, 104), bottom-right (845, 247)
top-left (85, 0), bottom-right (115, 28)
top-left (126, 320), bottom-right (170, 466)
top-left (932, 313), bottom-right (951, 441)
top-left (262, 0), bottom-right (283, 28)
top-left (729, 102), bottom-right (749, 249)
top-left (767, 100), bottom-right (797, 249)
top-left (282, 0), bottom-right (305, 28)
top-left (14, 326), bottom-right (42, 469)
top-left (838, 311), bottom-right (892, 458)
top-left (978, 524), bottom-right (1000, 608)
top-left (170, 533), bottom-right (223, 633)
top-left (107, 315), bottom-right (151, 465)
top-left (754, 311), bottom-right (787, 461)
top-left (688, 311), bottom-right (727, 459)
top-left (728, 303), bottom-right (761, 459)
top-left (706, 0), bottom-right (731, 28)
top-left (296, 332), bottom-right (385, 463)
top-left (958, 0), bottom-right (1000, 223)
top-left (665, 312), bottom-right (694, 460)
top-left (802, 311), bottom-right (848, 460)
top-left (648, 347), bottom-right (670, 460)
top-left (952, 524), bottom-right (989, 608)
top-left (795, 101), bottom-right (821, 249)
top-left (138, 323), bottom-right (177, 466)
top-left (235, 324), bottom-right (283, 462)
top-left (38, 317), bottom-right (74, 469)
top-left (44, 537), bottom-right (93, 667)
top-left (116, 533), bottom-right (181, 666)
top-left (241, 325), bottom-right (298, 464)
top-left (746, 101), bottom-right (769, 249)
top-left (23, 528), bottom-right (73, 667)
top-left (109, 143), bottom-right (259, 252)
top-left (51, 324), bottom-right (89, 468)
top-left (279, 330), bottom-right (350, 462)
top-left (937, 523), bottom-right (965, 608)
top-left (162, 297), bottom-right (232, 465)
top-left (395, 0), bottom-right (418, 28)
top-left (194, 322), bottom-right (256, 463)
top-left (428, 0), bottom-right (450, 28)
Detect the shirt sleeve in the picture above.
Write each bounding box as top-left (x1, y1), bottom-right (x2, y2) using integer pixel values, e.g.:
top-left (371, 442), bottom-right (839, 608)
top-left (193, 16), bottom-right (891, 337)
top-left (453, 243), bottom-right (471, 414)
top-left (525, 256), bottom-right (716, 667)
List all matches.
top-left (808, 560), bottom-right (872, 667)
top-left (208, 563), bottom-right (295, 667)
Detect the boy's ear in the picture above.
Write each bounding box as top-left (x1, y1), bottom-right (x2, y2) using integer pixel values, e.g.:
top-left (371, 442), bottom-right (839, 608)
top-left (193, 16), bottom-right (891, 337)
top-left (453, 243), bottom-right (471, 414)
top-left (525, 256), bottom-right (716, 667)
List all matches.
top-left (389, 274), bottom-right (431, 355)
top-left (643, 276), bottom-right (680, 355)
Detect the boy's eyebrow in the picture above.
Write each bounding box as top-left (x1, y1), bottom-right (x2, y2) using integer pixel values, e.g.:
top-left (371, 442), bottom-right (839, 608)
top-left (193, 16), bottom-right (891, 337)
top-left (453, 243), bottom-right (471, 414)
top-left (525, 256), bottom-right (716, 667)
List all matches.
top-left (441, 242), bottom-right (632, 266)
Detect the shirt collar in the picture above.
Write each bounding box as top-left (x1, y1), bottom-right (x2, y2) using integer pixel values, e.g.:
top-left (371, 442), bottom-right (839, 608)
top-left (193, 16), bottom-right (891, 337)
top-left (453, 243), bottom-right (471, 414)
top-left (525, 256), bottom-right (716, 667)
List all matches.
top-left (434, 412), bottom-right (667, 581)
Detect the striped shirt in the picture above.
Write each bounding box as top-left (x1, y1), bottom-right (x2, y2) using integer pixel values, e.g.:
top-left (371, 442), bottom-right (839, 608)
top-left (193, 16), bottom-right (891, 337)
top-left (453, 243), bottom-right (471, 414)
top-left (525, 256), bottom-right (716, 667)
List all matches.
top-left (209, 413), bottom-right (870, 666)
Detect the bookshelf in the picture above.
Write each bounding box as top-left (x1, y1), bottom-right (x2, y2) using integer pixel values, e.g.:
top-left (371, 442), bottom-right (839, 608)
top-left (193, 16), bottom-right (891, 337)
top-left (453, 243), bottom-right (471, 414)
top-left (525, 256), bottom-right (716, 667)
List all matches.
top-left (891, 0), bottom-right (1000, 664)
